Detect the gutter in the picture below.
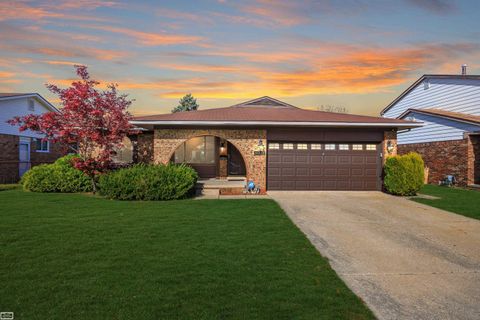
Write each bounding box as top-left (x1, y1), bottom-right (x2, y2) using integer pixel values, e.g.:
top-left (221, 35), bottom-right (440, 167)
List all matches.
top-left (130, 120), bottom-right (423, 128)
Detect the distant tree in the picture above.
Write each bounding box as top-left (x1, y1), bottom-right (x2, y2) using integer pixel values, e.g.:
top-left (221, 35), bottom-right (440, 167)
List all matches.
top-left (172, 93), bottom-right (199, 113)
top-left (9, 65), bottom-right (134, 193)
top-left (318, 105), bottom-right (349, 114)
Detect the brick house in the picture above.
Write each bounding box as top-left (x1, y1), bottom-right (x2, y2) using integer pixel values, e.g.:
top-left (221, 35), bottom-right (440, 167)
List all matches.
top-left (0, 93), bottom-right (64, 183)
top-left (381, 73), bottom-right (480, 187)
top-left (130, 96), bottom-right (419, 192)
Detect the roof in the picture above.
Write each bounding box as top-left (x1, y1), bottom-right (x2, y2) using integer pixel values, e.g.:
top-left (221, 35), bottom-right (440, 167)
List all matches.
top-left (380, 74), bottom-right (480, 116)
top-left (0, 93), bottom-right (59, 113)
top-left (132, 96), bottom-right (421, 129)
top-left (400, 108), bottom-right (480, 126)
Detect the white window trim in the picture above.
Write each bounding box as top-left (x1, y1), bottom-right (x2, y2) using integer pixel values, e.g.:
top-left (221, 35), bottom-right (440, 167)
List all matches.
top-left (283, 143), bottom-right (294, 150)
top-left (325, 144), bottom-right (336, 150)
top-left (34, 139), bottom-right (50, 153)
top-left (297, 143), bottom-right (308, 150)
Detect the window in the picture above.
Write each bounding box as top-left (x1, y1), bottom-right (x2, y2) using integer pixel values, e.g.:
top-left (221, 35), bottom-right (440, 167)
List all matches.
top-left (325, 144), bottom-right (335, 150)
top-left (268, 143), bottom-right (280, 150)
top-left (339, 144), bottom-right (349, 150)
top-left (28, 99), bottom-right (35, 111)
top-left (311, 144), bottom-right (321, 150)
top-left (283, 143), bottom-right (294, 150)
top-left (174, 136), bottom-right (216, 164)
top-left (297, 143), bottom-right (308, 150)
top-left (34, 138), bottom-right (49, 152)
top-left (366, 144), bottom-right (377, 151)
top-left (352, 144), bottom-right (363, 151)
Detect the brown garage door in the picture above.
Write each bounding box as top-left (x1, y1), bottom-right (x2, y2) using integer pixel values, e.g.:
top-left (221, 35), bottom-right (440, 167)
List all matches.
top-left (267, 142), bottom-right (381, 190)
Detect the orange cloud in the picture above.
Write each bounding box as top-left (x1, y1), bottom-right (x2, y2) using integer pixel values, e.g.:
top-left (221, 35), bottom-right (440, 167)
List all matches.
top-left (0, 71), bottom-right (15, 78)
top-left (86, 25), bottom-right (204, 46)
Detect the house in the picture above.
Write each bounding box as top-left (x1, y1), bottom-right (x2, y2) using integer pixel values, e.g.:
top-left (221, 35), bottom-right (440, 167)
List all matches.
top-left (130, 96), bottom-right (420, 192)
top-left (381, 71), bottom-right (480, 187)
top-left (0, 93), bottom-right (64, 183)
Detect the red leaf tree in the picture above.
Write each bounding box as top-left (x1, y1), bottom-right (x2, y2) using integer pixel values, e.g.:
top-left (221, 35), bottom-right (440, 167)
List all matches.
top-left (9, 65), bottom-right (134, 192)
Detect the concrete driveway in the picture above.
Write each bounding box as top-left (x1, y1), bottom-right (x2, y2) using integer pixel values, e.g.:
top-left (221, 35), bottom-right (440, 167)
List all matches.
top-left (269, 191), bottom-right (480, 320)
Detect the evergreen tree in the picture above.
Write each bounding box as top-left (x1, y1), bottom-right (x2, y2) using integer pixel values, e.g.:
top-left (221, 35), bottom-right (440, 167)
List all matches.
top-left (172, 93), bottom-right (199, 113)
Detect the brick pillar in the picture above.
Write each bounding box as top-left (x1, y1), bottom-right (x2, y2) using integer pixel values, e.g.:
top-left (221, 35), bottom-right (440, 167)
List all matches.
top-left (383, 130), bottom-right (397, 163)
top-left (466, 133), bottom-right (480, 186)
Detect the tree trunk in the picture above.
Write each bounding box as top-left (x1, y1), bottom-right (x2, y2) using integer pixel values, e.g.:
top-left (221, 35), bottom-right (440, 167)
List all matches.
top-left (91, 177), bottom-right (97, 194)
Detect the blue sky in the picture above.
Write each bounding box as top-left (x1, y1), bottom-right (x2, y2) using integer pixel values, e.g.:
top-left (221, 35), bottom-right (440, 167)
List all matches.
top-left (0, 0), bottom-right (479, 115)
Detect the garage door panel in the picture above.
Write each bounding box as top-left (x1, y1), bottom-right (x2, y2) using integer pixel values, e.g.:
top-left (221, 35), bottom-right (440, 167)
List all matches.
top-left (338, 156), bottom-right (351, 164)
top-left (310, 168), bottom-right (323, 176)
top-left (282, 155), bottom-right (295, 163)
top-left (311, 155), bottom-right (323, 164)
top-left (267, 141), bottom-right (380, 190)
top-left (324, 168), bottom-right (337, 176)
top-left (366, 156), bottom-right (377, 164)
top-left (295, 181), bottom-right (309, 189)
top-left (268, 154), bottom-right (282, 164)
top-left (296, 167), bottom-right (309, 176)
top-left (352, 156), bottom-right (365, 164)
top-left (324, 156), bottom-right (337, 164)
top-left (282, 167), bottom-right (295, 176)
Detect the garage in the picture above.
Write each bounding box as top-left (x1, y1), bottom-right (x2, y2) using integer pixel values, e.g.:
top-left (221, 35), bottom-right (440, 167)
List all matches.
top-left (267, 142), bottom-right (381, 190)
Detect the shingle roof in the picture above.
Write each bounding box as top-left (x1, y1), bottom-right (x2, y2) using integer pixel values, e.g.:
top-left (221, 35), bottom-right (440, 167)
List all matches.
top-left (132, 96), bottom-right (419, 128)
top-left (403, 108), bottom-right (480, 125)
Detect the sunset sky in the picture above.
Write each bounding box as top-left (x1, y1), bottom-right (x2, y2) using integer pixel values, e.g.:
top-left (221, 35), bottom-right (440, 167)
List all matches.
top-left (0, 0), bottom-right (479, 116)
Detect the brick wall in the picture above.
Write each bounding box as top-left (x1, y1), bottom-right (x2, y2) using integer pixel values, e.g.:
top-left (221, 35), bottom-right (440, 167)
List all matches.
top-left (0, 134), bottom-right (65, 183)
top-left (398, 138), bottom-right (470, 186)
top-left (383, 130), bottom-right (398, 162)
top-left (131, 132), bottom-right (154, 164)
top-left (0, 134), bottom-right (20, 183)
top-left (153, 128), bottom-right (267, 193)
top-left (467, 135), bottom-right (480, 185)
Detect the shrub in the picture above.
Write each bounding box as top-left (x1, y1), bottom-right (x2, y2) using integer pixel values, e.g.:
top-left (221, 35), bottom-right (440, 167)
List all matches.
top-left (98, 164), bottom-right (198, 201)
top-left (21, 155), bottom-right (92, 193)
top-left (384, 152), bottom-right (424, 196)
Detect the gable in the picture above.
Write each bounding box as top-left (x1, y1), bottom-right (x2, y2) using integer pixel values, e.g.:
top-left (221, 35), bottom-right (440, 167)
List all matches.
top-left (382, 76), bottom-right (480, 119)
top-left (231, 96), bottom-right (297, 108)
top-left (0, 95), bottom-right (55, 137)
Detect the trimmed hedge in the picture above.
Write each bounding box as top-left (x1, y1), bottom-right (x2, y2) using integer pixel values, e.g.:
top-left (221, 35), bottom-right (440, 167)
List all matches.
top-left (21, 155), bottom-right (92, 193)
top-left (384, 152), bottom-right (424, 196)
top-left (98, 164), bottom-right (198, 201)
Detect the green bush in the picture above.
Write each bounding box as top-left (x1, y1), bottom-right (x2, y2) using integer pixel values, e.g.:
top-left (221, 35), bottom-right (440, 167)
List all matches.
top-left (98, 164), bottom-right (198, 201)
top-left (21, 155), bottom-right (92, 193)
top-left (384, 152), bottom-right (424, 196)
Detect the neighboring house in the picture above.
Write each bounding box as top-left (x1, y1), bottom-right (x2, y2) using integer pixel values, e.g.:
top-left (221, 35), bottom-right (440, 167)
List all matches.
top-left (381, 73), bottom-right (480, 187)
top-left (130, 96), bottom-right (419, 192)
top-left (0, 93), bottom-right (64, 183)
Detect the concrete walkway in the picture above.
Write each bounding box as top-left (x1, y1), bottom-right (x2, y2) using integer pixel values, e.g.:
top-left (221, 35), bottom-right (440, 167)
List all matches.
top-left (269, 191), bottom-right (480, 320)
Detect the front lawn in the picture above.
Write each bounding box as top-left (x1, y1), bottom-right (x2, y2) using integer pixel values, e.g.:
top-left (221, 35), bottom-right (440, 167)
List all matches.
top-left (0, 190), bottom-right (373, 319)
top-left (412, 185), bottom-right (480, 220)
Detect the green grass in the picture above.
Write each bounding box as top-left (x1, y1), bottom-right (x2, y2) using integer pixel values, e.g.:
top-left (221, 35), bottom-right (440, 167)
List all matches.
top-left (413, 184), bottom-right (480, 220)
top-left (0, 190), bottom-right (373, 320)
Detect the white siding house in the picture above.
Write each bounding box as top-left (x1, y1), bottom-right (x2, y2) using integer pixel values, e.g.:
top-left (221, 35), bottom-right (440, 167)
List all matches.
top-left (381, 74), bottom-right (480, 186)
top-left (0, 93), bottom-right (61, 183)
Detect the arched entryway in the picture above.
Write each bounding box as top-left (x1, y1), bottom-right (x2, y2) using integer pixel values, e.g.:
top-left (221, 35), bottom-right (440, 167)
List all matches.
top-left (170, 135), bottom-right (247, 179)
top-left (113, 136), bottom-right (134, 164)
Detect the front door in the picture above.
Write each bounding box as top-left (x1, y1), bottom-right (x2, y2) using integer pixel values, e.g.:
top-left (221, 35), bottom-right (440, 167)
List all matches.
top-left (228, 142), bottom-right (246, 176)
top-left (19, 140), bottom-right (31, 178)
